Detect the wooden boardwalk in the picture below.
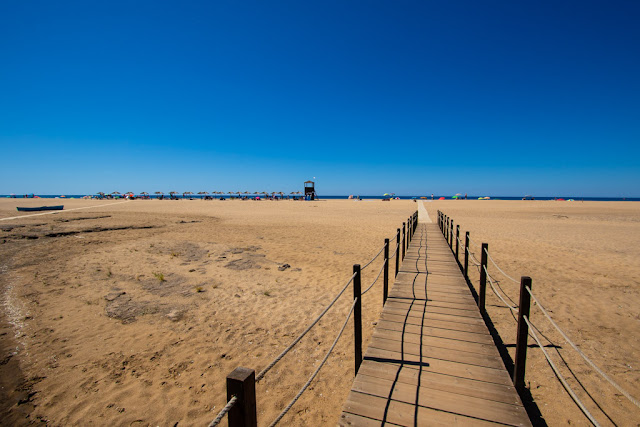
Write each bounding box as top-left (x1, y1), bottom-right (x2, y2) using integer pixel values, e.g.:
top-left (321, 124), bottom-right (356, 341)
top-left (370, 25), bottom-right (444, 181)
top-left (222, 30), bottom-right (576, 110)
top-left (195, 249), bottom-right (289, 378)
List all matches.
top-left (339, 222), bottom-right (531, 426)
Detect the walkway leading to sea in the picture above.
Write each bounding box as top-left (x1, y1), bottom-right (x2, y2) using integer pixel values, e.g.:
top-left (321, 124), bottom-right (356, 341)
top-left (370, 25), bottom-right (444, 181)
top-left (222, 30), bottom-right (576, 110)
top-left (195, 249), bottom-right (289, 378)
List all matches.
top-left (417, 201), bottom-right (431, 223)
top-left (339, 221), bottom-right (531, 426)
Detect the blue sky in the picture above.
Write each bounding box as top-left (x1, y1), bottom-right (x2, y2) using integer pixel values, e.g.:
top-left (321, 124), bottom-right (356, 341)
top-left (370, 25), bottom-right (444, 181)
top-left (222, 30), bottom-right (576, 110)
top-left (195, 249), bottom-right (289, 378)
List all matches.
top-left (1, 1), bottom-right (638, 196)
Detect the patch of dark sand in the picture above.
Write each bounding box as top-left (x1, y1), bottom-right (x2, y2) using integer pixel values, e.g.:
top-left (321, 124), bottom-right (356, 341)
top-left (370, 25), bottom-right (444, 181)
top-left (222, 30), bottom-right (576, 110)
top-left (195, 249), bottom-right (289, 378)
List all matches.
top-left (55, 215), bottom-right (112, 223)
top-left (224, 258), bottom-right (262, 270)
top-left (140, 274), bottom-right (191, 297)
top-left (150, 242), bottom-right (209, 263)
top-left (4, 225), bottom-right (157, 241)
top-left (225, 246), bottom-right (261, 255)
top-left (104, 293), bottom-right (186, 324)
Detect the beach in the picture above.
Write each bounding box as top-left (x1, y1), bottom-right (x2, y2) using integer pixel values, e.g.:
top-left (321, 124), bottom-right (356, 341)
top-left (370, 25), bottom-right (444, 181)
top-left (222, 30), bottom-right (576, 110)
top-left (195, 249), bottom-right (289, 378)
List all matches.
top-left (1, 198), bottom-right (639, 425)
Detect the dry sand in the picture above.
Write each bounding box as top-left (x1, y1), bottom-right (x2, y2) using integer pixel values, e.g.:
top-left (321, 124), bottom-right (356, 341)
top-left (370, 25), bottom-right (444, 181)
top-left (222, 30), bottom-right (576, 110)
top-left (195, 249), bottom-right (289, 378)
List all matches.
top-left (0, 198), bottom-right (638, 426)
top-left (0, 198), bottom-right (415, 426)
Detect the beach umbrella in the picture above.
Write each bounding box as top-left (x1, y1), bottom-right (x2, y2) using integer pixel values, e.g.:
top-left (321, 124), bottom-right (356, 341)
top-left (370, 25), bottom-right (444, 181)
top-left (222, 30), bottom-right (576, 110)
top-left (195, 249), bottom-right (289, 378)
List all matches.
top-left (155, 191), bottom-right (163, 195)
top-left (438, 196), bottom-right (445, 200)
top-left (111, 191), bottom-right (120, 195)
top-left (140, 192), bottom-right (149, 195)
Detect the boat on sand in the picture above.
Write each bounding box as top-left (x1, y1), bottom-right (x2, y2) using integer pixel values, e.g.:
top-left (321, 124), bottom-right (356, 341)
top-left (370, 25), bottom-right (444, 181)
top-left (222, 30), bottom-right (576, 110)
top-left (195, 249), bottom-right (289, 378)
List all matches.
top-left (16, 205), bottom-right (64, 212)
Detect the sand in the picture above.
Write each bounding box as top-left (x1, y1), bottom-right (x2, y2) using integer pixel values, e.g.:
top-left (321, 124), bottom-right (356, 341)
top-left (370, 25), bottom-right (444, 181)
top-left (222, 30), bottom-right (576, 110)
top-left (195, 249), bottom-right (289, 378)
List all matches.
top-left (0, 198), bottom-right (638, 426)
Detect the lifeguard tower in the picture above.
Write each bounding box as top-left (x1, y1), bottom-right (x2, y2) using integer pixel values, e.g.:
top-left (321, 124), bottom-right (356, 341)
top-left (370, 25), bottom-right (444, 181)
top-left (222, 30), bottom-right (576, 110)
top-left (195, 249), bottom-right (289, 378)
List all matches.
top-left (304, 180), bottom-right (317, 200)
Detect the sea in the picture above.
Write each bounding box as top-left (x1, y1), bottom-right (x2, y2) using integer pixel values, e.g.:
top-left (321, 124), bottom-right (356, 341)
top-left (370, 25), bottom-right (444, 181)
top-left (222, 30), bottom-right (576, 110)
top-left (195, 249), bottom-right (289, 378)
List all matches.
top-left (2, 195), bottom-right (639, 202)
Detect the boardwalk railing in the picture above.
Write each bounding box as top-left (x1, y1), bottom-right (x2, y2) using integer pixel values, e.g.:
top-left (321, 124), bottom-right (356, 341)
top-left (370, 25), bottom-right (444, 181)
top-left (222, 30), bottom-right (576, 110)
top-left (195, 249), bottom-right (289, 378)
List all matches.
top-left (437, 210), bottom-right (640, 426)
top-left (209, 211), bottom-right (418, 427)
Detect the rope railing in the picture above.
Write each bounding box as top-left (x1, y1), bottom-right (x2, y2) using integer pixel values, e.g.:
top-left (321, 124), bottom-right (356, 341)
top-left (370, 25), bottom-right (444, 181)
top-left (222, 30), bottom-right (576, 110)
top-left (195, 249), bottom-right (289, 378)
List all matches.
top-left (361, 244), bottom-right (386, 271)
top-left (255, 271), bottom-right (357, 382)
top-left (468, 250), bottom-right (481, 266)
top-left (484, 247), bottom-right (520, 284)
top-left (389, 242), bottom-right (400, 260)
top-left (523, 315), bottom-right (601, 426)
top-left (268, 298), bottom-right (358, 426)
top-left (361, 259), bottom-right (387, 296)
top-left (483, 265), bottom-right (518, 312)
top-left (525, 286), bottom-right (640, 410)
top-left (208, 396), bottom-right (238, 427)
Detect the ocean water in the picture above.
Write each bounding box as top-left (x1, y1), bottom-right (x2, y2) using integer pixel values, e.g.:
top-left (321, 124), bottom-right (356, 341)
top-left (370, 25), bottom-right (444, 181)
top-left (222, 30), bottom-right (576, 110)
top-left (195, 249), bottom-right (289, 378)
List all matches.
top-left (2, 195), bottom-right (639, 202)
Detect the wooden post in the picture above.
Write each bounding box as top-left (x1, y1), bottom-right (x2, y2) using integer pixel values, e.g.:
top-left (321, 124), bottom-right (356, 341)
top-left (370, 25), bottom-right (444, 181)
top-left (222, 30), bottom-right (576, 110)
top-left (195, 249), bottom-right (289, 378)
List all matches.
top-left (383, 239), bottom-right (389, 305)
top-left (447, 217), bottom-right (450, 242)
top-left (464, 231), bottom-right (469, 280)
top-left (395, 228), bottom-right (400, 277)
top-left (402, 223), bottom-right (406, 260)
top-left (227, 367), bottom-right (257, 427)
top-left (353, 264), bottom-right (362, 374)
top-left (444, 216), bottom-right (447, 239)
top-left (514, 277), bottom-right (533, 395)
top-left (455, 225), bottom-right (460, 260)
top-left (449, 220), bottom-right (454, 249)
top-left (479, 243), bottom-right (488, 316)
top-left (445, 216), bottom-right (448, 239)
top-left (408, 217), bottom-right (412, 242)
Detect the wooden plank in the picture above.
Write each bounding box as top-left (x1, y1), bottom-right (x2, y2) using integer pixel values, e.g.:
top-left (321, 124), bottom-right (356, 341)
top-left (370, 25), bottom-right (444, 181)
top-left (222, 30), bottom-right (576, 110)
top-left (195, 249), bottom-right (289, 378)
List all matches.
top-left (338, 412), bottom-right (403, 427)
top-left (379, 313), bottom-right (488, 334)
top-left (352, 374), bottom-right (529, 426)
top-left (357, 360), bottom-right (521, 405)
top-left (372, 328), bottom-right (497, 356)
top-left (342, 391), bottom-right (502, 426)
top-left (363, 347), bottom-right (513, 386)
top-left (381, 306), bottom-right (485, 326)
top-left (366, 335), bottom-right (505, 369)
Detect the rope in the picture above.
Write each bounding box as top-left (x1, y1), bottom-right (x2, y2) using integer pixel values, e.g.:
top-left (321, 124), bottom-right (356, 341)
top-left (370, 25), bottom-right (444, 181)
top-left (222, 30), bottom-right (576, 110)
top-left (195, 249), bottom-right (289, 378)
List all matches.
top-left (526, 287), bottom-right (640, 409)
top-left (389, 244), bottom-right (399, 260)
top-left (468, 250), bottom-right (481, 266)
top-left (523, 316), bottom-right (600, 426)
top-left (361, 259), bottom-right (387, 296)
top-left (255, 272), bottom-right (357, 382)
top-left (207, 396), bottom-right (238, 427)
top-left (467, 234), bottom-right (482, 251)
top-left (268, 298), bottom-right (357, 426)
top-left (361, 244), bottom-right (385, 271)
top-left (484, 247), bottom-right (520, 284)
top-left (483, 265), bottom-right (518, 313)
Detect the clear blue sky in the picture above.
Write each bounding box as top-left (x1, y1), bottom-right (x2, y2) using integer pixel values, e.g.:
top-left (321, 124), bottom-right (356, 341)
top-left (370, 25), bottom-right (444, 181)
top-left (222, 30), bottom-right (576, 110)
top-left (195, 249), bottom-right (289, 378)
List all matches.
top-left (1, 1), bottom-right (638, 196)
